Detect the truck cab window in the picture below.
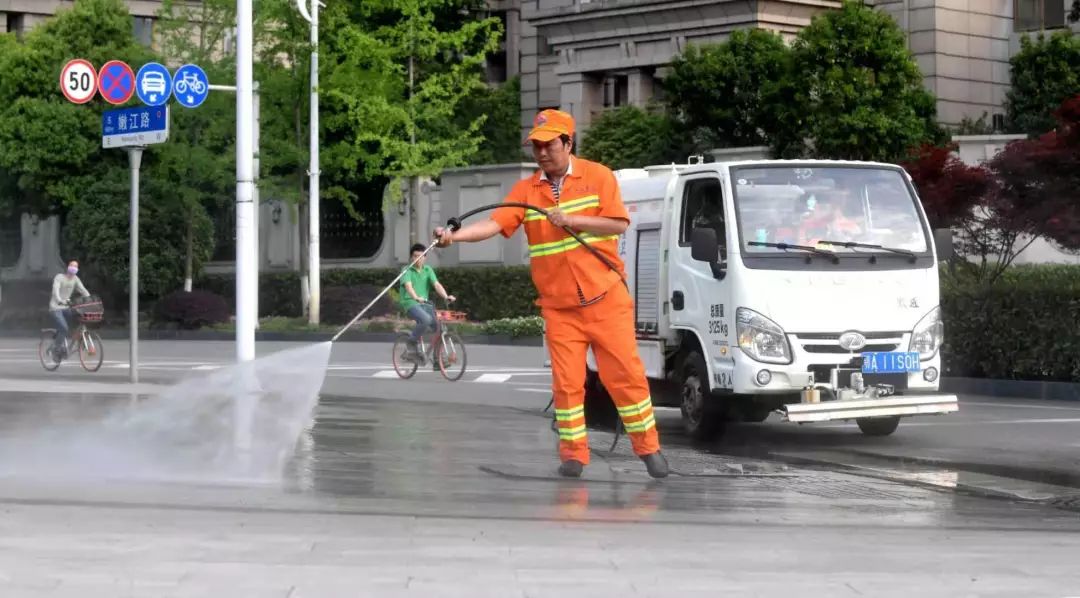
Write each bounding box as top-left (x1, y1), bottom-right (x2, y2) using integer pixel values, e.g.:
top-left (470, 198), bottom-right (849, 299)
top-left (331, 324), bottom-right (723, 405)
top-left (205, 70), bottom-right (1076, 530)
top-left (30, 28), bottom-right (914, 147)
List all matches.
top-left (680, 178), bottom-right (725, 252)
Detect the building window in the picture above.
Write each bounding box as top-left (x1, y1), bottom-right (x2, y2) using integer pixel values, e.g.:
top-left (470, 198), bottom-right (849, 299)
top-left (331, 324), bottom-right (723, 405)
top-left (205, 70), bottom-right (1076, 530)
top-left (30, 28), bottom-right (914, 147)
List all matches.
top-left (602, 74), bottom-right (629, 108)
top-left (7, 12), bottom-right (26, 40)
top-left (133, 16), bottom-right (154, 47)
top-left (538, 36), bottom-right (554, 57)
top-left (1015, 0), bottom-right (1066, 31)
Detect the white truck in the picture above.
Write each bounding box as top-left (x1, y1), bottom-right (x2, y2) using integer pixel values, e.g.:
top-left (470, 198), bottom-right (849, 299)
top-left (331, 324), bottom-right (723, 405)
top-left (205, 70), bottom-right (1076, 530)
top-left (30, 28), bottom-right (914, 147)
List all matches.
top-left (570, 159), bottom-right (959, 440)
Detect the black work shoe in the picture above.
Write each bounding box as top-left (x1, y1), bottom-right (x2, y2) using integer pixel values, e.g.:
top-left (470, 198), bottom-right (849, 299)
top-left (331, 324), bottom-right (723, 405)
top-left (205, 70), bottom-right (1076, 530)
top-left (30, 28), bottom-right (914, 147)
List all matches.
top-left (640, 452), bottom-right (669, 479)
top-left (558, 460), bottom-right (584, 478)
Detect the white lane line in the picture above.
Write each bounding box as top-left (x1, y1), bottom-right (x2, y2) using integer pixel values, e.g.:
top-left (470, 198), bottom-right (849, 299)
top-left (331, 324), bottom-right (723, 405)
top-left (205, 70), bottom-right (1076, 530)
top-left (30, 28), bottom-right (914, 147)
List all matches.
top-left (818, 417), bottom-right (1080, 428)
top-left (517, 388), bottom-right (551, 394)
top-left (193, 365), bottom-right (220, 371)
top-left (475, 373), bottom-right (512, 384)
top-left (962, 401), bottom-right (1080, 412)
top-left (372, 370), bottom-right (401, 379)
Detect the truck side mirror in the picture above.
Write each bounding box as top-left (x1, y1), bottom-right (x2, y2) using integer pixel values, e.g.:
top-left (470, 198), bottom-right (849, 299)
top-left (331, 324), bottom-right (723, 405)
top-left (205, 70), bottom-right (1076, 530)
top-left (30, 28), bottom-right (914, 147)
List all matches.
top-left (933, 228), bottom-right (953, 261)
top-left (691, 228), bottom-right (720, 263)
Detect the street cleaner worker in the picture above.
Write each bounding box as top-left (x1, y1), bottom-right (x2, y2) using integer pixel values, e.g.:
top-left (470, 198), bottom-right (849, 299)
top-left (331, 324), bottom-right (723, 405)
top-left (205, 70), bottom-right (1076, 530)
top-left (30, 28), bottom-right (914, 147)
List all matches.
top-left (434, 109), bottom-right (668, 479)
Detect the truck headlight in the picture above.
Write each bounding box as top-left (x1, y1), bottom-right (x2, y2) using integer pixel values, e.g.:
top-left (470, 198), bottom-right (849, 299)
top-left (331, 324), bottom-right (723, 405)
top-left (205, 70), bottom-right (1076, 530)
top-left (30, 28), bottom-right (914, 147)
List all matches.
top-left (737, 308), bottom-right (792, 365)
top-left (909, 306), bottom-right (943, 361)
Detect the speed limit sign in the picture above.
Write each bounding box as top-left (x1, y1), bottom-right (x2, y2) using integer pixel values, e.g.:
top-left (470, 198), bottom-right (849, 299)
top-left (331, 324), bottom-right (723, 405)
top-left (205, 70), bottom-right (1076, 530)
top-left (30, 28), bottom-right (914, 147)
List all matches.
top-left (60, 59), bottom-right (97, 104)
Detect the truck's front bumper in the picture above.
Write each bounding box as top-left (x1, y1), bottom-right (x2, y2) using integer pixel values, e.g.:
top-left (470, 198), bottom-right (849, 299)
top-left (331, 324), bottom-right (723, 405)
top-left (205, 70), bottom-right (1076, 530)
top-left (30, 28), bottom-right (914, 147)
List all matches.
top-left (781, 393), bottom-right (959, 423)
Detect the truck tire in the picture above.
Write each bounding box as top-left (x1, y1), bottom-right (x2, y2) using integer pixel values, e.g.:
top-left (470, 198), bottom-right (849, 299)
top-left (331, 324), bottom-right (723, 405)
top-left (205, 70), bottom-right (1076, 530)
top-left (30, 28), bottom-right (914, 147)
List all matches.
top-left (679, 351), bottom-right (726, 441)
top-left (856, 416), bottom-right (900, 436)
top-left (584, 369), bottom-right (619, 431)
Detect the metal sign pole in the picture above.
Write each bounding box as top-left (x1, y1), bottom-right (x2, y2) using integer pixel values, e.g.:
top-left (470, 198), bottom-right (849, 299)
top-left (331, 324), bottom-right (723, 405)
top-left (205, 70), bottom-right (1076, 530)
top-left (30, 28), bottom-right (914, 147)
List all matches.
top-left (128, 147), bottom-right (143, 384)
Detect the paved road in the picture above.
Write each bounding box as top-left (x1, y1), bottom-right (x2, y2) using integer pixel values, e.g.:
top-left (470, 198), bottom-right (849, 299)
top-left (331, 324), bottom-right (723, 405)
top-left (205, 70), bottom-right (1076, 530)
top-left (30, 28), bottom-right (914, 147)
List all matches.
top-left (1, 339), bottom-right (1079, 596)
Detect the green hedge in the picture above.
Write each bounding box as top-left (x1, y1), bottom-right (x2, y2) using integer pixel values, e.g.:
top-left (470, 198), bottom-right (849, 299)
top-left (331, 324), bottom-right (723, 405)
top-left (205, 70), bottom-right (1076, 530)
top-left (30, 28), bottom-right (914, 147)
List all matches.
top-left (940, 265), bottom-right (1080, 382)
top-left (197, 265), bottom-right (539, 322)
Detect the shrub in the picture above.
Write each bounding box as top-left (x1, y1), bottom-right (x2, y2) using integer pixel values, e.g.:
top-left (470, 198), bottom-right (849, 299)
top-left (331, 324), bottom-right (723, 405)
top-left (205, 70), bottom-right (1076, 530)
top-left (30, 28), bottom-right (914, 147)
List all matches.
top-left (319, 285), bottom-right (395, 326)
top-left (941, 265), bottom-right (1080, 382)
top-left (482, 316), bottom-right (544, 338)
top-left (152, 289), bottom-right (230, 330)
top-left (198, 265), bottom-right (538, 321)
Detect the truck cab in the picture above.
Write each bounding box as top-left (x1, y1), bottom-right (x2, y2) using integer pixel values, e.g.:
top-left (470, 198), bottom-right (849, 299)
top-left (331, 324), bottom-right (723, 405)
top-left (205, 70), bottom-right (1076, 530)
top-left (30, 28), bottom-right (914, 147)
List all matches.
top-left (573, 159), bottom-right (958, 440)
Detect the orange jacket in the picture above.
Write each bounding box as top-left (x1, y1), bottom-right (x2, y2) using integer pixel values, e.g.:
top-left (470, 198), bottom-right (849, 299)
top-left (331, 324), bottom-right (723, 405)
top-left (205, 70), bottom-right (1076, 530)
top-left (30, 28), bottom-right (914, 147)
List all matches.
top-left (491, 157), bottom-right (628, 309)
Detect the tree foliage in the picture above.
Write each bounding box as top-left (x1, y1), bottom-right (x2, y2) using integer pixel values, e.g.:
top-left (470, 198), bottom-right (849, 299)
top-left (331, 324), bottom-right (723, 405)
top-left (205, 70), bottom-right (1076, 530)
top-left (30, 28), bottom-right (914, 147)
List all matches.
top-left (580, 105), bottom-right (690, 170)
top-left (460, 76), bottom-right (524, 165)
top-left (321, 0), bottom-right (502, 210)
top-left (663, 29), bottom-right (789, 149)
top-left (1004, 31), bottom-right (1080, 136)
top-left (0, 0), bottom-right (153, 217)
top-left (770, 0), bottom-right (942, 161)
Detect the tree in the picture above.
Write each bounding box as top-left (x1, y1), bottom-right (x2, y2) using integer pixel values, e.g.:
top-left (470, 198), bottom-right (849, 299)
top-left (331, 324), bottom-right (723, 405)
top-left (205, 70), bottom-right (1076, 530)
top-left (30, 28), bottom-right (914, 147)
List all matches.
top-left (1004, 31), bottom-right (1080, 136)
top-left (992, 95), bottom-right (1080, 254)
top-left (0, 0), bottom-right (153, 217)
top-left (321, 0), bottom-right (502, 242)
top-left (580, 105), bottom-right (691, 170)
top-left (460, 76), bottom-right (524, 166)
top-left (663, 29), bottom-right (789, 149)
top-left (770, 0), bottom-right (943, 161)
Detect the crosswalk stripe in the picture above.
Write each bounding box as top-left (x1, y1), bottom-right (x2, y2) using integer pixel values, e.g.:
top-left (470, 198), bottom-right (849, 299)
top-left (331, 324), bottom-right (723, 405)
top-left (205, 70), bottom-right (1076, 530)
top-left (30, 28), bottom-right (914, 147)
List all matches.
top-left (372, 370), bottom-right (401, 379)
top-left (475, 373), bottom-right (512, 383)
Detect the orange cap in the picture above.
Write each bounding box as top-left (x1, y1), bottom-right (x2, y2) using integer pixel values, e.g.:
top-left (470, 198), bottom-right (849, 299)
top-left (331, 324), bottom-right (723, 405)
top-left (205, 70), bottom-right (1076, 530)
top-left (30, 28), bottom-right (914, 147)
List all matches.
top-left (525, 109), bottom-right (575, 144)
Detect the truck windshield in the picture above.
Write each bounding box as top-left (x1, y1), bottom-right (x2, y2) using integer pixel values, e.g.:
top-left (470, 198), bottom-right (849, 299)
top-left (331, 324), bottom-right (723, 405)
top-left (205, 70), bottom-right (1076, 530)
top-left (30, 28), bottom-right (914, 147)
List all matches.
top-left (731, 166), bottom-right (928, 256)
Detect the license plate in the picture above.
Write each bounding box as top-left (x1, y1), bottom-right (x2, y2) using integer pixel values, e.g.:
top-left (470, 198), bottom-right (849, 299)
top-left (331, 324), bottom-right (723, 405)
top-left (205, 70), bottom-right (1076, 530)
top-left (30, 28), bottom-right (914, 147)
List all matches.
top-left (861, 351), bottom-right (921, 374)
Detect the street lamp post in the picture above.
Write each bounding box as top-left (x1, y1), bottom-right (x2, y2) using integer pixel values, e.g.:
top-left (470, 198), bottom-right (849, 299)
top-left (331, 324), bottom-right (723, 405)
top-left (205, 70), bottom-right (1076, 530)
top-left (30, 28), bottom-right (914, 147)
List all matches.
top-left (236, 0), bottom-right (256, 362)
top-left (297, 0), bottom-right (322, 325)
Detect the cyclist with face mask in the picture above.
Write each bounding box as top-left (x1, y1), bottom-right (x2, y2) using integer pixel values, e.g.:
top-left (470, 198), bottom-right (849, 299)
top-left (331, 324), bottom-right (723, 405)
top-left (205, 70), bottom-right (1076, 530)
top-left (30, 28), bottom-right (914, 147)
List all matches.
top-left (49, 260), bottom-right (91, 355)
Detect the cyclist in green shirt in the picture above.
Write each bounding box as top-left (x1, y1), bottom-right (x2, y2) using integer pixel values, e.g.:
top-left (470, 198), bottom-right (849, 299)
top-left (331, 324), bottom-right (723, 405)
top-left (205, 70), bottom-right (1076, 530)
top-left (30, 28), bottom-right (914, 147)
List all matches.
top-left (400, 243), bottom-right (455, 362)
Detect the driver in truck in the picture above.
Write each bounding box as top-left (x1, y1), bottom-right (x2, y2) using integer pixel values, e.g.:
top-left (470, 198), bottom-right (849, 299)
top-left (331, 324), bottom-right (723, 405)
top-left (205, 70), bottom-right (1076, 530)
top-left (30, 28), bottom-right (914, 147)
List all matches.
top-left (432, 109), bottom-right (668, 479)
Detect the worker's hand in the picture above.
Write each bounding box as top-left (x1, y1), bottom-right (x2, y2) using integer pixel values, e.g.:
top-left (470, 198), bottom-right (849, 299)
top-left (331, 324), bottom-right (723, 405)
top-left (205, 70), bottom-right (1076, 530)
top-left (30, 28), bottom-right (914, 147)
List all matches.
top-left (433, 226), bottom-right (453, 248)
top-left (547, 208), bottom-right (575, 229)
top-left (446, 295), bottom-right (456, 303)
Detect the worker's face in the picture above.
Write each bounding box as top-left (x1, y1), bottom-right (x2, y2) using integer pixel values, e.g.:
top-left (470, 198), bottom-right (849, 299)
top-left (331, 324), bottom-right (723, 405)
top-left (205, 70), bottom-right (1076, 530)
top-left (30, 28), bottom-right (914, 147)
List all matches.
top-left (411, 251), bottom-right (425, 267)
top-left (531, 136), bottom-right (572, 177)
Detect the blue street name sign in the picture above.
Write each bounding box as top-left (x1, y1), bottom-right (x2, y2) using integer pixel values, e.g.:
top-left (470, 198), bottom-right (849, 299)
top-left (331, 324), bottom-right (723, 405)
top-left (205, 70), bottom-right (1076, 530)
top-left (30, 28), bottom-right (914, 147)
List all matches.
top-left (102, 105), bottom-right (170, 148)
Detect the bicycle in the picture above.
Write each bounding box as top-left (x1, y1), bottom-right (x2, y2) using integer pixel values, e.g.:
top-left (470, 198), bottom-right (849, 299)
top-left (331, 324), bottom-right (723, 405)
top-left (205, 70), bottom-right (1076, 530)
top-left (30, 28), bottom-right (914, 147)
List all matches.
top-left (39, 297), bottom-right (105, 373)
top-left (173, 73), bottom-right (206, 95)
top-left (391, 300), bottom-right (468, 381)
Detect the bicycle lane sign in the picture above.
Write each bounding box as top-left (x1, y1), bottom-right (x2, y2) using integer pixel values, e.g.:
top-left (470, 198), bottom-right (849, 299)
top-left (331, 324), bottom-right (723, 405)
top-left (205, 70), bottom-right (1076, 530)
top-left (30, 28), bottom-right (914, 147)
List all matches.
top-left (172, 64), bottom-right (209, 108)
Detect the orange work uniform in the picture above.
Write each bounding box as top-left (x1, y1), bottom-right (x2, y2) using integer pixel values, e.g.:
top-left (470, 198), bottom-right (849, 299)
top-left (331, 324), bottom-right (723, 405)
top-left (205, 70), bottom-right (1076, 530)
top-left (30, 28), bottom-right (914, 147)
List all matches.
top-left (491, 156), bottom-right (661, 465)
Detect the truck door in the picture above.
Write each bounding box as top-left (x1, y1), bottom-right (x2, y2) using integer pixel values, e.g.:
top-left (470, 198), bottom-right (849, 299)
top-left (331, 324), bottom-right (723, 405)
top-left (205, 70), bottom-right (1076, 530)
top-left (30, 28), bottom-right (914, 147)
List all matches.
top-left (668, 174), bottom-right (735, 389)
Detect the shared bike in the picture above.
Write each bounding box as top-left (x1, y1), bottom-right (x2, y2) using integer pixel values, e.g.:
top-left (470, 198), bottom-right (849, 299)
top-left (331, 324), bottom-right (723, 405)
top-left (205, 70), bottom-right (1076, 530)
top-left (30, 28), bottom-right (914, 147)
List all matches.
top-left (39, 296), bottom-right (105, 373)
top-left (391, 300), bottom-right (468, 381)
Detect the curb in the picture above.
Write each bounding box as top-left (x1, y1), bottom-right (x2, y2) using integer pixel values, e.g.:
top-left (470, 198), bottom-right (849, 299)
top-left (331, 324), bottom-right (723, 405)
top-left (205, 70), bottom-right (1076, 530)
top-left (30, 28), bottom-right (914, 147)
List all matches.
top-left (941, 376), bottom-right (1080, 402)
top-left (0, 328), bottom-right (543, 347)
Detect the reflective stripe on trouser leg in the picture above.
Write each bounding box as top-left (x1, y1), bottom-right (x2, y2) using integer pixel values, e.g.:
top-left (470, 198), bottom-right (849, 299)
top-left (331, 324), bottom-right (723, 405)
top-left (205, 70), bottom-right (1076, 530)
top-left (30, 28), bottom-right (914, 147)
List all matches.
top-left (585, 285), bottom-right (661, 456)
top-left (544, 306), bottom-right (591, 465)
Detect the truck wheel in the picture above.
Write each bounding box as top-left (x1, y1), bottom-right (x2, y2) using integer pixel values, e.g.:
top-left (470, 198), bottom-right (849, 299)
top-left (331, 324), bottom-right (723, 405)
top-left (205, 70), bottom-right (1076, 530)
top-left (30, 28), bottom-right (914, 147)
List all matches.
top-left (584, 369), bottom-right (619, 431)
top-left (679, 351), bottom-right (726, 441)
top-left (856, 416), bottom-right (900, 436)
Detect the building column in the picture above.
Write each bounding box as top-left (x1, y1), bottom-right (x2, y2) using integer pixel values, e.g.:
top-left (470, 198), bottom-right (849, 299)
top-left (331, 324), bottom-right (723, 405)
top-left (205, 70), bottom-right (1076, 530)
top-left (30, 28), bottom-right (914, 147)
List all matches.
top-left (628, 70), bottom-right (654, 107)
top-left (506, 8), bottom-right (521, 79)
top-left (560, 72), bottom-right (602, 133)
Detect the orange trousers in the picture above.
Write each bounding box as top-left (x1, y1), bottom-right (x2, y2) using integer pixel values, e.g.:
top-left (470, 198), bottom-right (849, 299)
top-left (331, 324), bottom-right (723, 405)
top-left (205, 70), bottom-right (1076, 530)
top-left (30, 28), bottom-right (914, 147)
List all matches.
top-left (543, 283), bottom-right (661, 465)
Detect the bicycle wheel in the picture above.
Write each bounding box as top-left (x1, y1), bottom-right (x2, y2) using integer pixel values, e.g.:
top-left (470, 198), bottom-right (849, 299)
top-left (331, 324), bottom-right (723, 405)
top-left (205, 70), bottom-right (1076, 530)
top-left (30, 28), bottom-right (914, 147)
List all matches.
top-left (38, 331), bottom-right (61, 371)
top-left (435, 332), bottom-right (468, 381)
top-left (392, 333), bottom-right (419, 379)
top-left (78, 330), bottom-right (104, 372)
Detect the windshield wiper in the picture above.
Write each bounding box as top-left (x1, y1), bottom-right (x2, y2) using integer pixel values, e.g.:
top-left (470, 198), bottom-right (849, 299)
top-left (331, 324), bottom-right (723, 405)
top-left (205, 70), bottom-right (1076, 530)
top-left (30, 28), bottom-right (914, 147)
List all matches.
top-left (748, 241), bottom-right (839, 263)
top-left (817, 240), bottom-right (918, 262)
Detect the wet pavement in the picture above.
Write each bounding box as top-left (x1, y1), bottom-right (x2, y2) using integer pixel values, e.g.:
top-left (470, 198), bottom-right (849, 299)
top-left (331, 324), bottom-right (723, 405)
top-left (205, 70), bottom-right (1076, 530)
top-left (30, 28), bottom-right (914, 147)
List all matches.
top-left (1, 385), bottom-right (1080, 597)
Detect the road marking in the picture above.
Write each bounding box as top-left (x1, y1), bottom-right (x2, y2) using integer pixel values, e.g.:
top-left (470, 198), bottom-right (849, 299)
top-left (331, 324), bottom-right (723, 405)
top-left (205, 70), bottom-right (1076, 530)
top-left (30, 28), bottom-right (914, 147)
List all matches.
top-left (193, 365), bottom-right (220, 371)
top-left (475, 373), bottom-right (512, 383)
top-left (517, 388), bottom-right (550, 394)
top-left (962, 401), bottom-right (1080, 412)
top-left (372, 370), bottom-right (401, 379)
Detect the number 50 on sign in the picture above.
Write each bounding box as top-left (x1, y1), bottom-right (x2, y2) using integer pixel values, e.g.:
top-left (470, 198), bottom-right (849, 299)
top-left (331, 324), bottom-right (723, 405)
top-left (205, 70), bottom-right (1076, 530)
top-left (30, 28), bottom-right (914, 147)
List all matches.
top-left (60, 59), bottom-right (97, 104)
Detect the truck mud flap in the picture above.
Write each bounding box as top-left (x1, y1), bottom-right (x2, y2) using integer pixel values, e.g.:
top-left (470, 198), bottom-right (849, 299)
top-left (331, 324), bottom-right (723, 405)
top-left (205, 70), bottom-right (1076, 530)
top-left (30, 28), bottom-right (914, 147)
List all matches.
top-left (781, 394), bottom-right (959, 423)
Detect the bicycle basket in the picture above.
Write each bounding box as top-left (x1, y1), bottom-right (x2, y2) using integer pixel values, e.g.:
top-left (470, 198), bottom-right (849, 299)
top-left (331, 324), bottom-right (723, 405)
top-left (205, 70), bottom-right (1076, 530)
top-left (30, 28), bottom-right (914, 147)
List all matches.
top-left (71, 296), bottom-right (105, 323)
top-left (437, 310), bottom-right (467, 322)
